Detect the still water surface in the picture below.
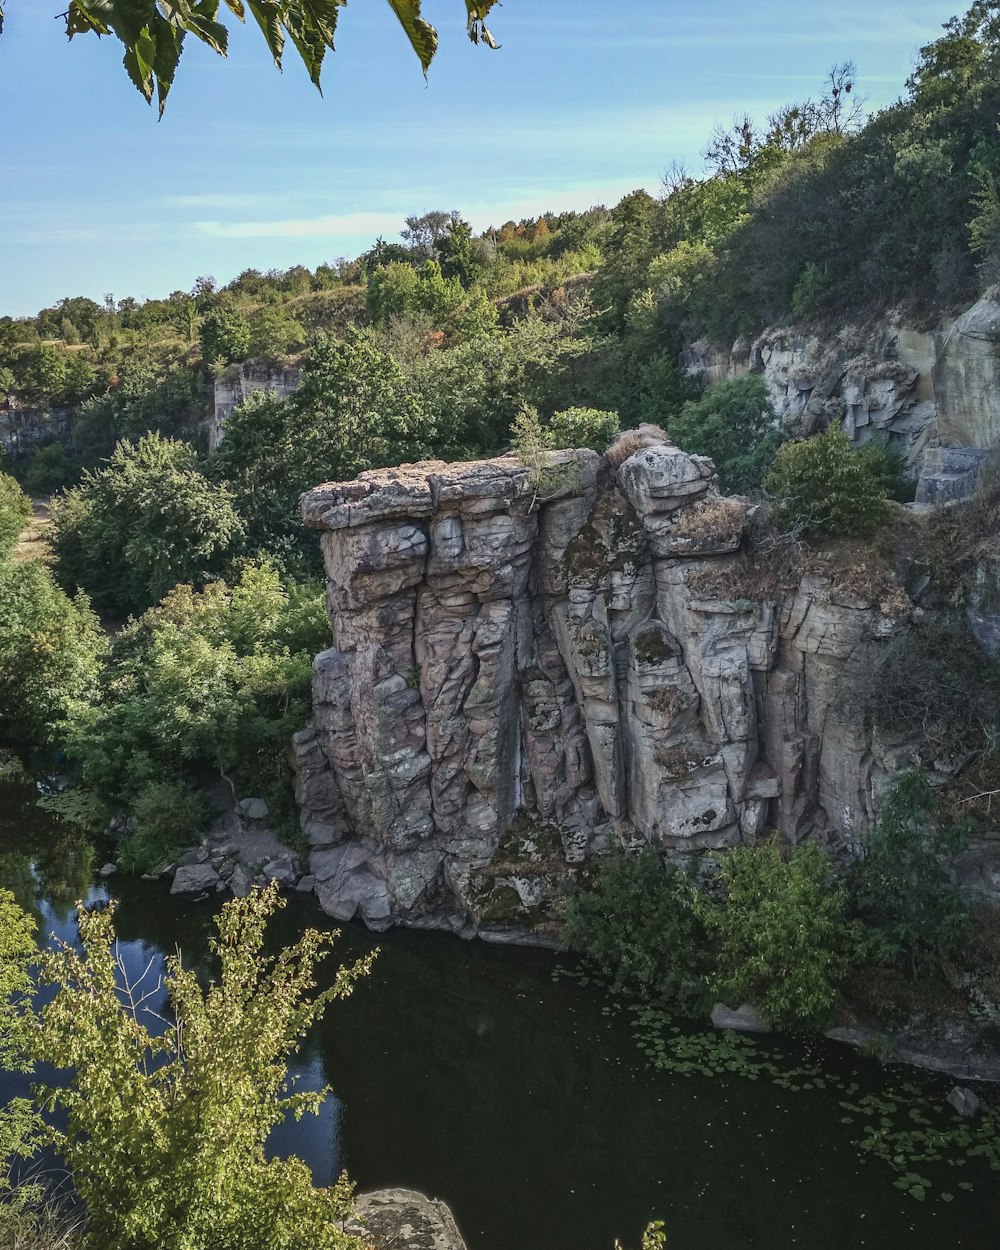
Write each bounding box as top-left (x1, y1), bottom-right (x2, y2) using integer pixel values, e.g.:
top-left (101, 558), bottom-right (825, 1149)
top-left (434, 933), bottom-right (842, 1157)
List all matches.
top-left (1, 772), bottom-right (998, 1250)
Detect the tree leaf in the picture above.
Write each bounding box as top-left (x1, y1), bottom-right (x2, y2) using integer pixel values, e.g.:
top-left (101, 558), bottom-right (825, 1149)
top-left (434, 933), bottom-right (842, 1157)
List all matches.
top-left (386, 0), bottom-right (438, 74)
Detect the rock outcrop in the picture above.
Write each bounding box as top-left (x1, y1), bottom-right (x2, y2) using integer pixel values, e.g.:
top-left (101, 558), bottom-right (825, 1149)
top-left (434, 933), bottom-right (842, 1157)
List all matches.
top-left (208, 362), bottom-right (300, 450)
top-left (347, 1189), bottom-right (468, 1250)
top-left (682, 295), bottom-right (1000, 502)
top-left (295, 441), bottom-right (933, 935)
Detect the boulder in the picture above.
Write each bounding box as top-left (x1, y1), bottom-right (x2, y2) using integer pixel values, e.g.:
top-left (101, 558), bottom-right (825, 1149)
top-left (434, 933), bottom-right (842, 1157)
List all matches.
top-left (946, 1086), bottom-right (981, 1120)
top-left (171, 864), bottom-right (223, 895)
top-left (236, 797), bottom-right (269, 821)
top-left (347, 1189), bottom-right (467, 1250)
top-left (710, 1002), bottom-right (772, 1034)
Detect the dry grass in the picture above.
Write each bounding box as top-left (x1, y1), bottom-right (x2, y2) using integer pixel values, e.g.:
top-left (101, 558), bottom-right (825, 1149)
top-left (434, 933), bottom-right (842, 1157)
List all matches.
top-left (604, 423), bottom-right (671, 467)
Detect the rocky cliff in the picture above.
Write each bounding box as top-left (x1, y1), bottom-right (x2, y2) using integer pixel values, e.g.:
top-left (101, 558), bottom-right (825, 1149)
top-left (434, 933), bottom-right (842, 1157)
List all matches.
top-left (293, 436), bottom-right (967, 937)
top-left (682, 294), bottom-right (1000, 504)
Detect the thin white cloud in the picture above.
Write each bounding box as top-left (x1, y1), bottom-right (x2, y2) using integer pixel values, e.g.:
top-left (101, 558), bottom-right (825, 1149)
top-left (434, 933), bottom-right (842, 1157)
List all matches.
top-left (192, 210), bottom-right (405, 240)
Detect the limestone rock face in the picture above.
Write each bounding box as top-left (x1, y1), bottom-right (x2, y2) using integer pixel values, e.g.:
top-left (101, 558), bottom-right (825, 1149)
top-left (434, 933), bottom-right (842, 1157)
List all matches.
top-left (297, 448), bottom-right (922, 932)
top-left (682, 295), bottom-right (1000, 505)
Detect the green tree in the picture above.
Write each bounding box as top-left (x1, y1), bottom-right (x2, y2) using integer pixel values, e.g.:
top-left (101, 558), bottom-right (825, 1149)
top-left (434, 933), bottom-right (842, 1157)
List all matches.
top-left (766, 426), bottom-right (891, 537)
top-left (701, 840), bottom-right (859, 1029)
top-left (29, 883), bottom-right (373, 1250)
top-left (670, 376), bottom-right (783, 495)
top-left (199, 306), bottom-right (252, 368)
top-left (564, 845), bottom-right (704, 1009)
top-left (30, 1), bottom-right (500, 113)
top-left (851, 769), bottom-right (969, 980)
top-left (0, 889), bottom-right (41, 1226)
top-left (0, 471), bottom-right (31, 558)
top-left (548, 406), bottom-right (620, 453)
top-left (51, 433), bottom-right (244, 614)
top-left (0, 560), bottom-right (103, 745)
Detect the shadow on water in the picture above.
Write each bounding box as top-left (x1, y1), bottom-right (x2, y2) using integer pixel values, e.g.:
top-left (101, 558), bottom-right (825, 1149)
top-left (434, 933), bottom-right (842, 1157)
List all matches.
top-left (1, 771), bottom-right (999, 1250)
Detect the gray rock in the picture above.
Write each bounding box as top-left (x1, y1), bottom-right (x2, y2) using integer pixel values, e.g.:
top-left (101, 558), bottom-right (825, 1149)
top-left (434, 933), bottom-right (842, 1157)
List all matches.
top-left (347, 1189), bottom-right (467, 1250)
top-left (710, 1002), bottom-right (772, 1034)
top-left (170, 864), bottom-right (223, 895)
top-left (227, 863), bottom-right (255, 898)
top-left (946, 1086), bottom-right (981, 1119)
top-left (295, 874), bottom-right (316, 892)
top-left (261, 855), bottom-right (299, 888)
top-left (99, 862), bottom-right (117, 878)
top-left (236, 797), bottom-right (269, 821)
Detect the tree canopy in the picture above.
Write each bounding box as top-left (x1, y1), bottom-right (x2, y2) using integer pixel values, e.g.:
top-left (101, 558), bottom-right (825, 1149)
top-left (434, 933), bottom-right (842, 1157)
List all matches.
top-left (0, 1), bottom-right (499, 114)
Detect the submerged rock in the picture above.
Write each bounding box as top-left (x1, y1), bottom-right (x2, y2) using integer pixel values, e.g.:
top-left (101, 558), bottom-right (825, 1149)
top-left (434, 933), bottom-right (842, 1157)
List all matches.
top-left (946, 1085), bottom-right (981, 1119)
top-left (710, 1002), bottom-right (772, 1034)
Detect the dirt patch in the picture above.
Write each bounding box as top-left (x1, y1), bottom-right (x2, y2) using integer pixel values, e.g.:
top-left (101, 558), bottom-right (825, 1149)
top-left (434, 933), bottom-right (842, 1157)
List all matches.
top-left (12, 496), bottom-right (52, 564)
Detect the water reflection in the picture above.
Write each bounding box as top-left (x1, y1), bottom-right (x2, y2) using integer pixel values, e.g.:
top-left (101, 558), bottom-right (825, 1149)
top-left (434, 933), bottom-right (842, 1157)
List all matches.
top-left (0, 773), bottom-right (998, 1250)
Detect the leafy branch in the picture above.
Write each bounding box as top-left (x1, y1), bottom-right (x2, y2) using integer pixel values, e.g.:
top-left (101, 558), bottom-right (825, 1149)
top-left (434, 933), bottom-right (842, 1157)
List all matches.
top-left (0, 1), bottom-right (499, 114)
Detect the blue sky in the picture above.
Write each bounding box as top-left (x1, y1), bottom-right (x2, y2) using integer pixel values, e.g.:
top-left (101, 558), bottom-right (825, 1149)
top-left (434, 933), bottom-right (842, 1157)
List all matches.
top-left (0, 0), bottom-right (955, 316)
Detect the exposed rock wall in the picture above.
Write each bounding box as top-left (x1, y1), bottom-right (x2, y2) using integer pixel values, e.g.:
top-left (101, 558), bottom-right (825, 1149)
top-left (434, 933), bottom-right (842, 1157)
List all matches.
top-left (207, 362), bottom-right (301, 451)
top-left (682, 295), bottom-right (1000, 502)
top-left (296, 445), bottom-right (922, 935)
top-left (0, 404), bottom-right (74, 461)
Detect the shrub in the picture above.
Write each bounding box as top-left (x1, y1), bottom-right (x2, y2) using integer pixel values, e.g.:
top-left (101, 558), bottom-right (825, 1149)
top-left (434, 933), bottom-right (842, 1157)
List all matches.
top-left (51, 433), bottom-right (244, 615)
top-left (855, 611), bottom-right (1000, 750)
top-left (117, 780), bottom-right (211, 875)
top-left (789, 262), bottom-right (828, 318)
top-left (670, 376), bottom-right (783, 494)
top-left (23, 443), bottom-right (78, 495)
top-left (766, 425), bottom-right (892, 536)
top-left (563, 845), bottom-right (704, 1010)
top-left (700, 840), bottom-right (859, 1029)
top-left (28, 884), bottom-right (372, 1250)
top-left (850, 769), bottom-right (969, 981)
top-left (548, 406), bottom-right (621, 452)
top-left (0, 561), bottom-right (103, 745)
top-left (198, 306), bottom-right (251, 367)
top-left (0, 471), bottom-right (31, 558)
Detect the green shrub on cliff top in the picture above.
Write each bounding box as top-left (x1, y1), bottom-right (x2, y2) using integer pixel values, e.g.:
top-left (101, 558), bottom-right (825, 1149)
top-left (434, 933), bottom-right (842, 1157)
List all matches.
top-left (766, 426), bottom-right (891, 537)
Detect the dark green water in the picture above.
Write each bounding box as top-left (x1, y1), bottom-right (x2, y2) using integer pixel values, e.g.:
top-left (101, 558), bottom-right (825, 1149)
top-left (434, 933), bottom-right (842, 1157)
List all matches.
top-left (1, 771), bottom-right (998, 1250)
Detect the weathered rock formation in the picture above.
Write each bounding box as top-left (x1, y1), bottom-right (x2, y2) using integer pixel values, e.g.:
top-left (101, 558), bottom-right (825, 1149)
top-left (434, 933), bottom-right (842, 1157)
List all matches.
top-left (294, 441), bottom-right (943, 936)
top-left (682, 294), bottom-right (1000, 503)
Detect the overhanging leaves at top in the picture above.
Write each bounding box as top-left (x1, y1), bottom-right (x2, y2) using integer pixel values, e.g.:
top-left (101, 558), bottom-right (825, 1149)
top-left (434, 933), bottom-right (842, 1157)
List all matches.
top-left (14, 1), bottom-right (500, 114)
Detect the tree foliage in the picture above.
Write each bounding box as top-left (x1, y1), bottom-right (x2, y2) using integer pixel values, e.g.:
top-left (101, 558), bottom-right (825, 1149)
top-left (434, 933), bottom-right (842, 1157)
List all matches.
top-left (51, 433), bottom-right (244, 614)
top-left (669, 375), bottom-right (782, 495)
top-left (0, 560), bottom-right (104, 746)
top-left (0, 471), bottom-right (31, 559)
top-left (851, 769), bottom-right (969, 980)
top-left (700, 840), bottom-right (859, 1028)
top-left (22, 1), bottom-right (500, 114)
top-left (28, 883), bottom-right (373, 1250)
top-left (766, 426), bottom-right (892, 537)
top-left (564, 845), bottom-right (704, 1010)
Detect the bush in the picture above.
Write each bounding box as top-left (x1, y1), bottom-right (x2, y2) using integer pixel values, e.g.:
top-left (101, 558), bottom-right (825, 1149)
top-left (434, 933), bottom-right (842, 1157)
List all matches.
top-left (198, 306), bottom-right (251, 367)
top-left (51, 433), bottom-right (244, 615)
top-left (700, 840), bottom-right (859, 1029)
top-left (670, 376), bottom-right (783, 495)
top-left (856, 611), bottom-right (1000, 750)
top-left (27, 884), bottom-right (372, 1250)
top-left (0, 561), bottom-right (103, 745)
top-left (789, 262), bottom-right (828, 318)
top-left (564, 845), bottom-right (704, 1009)
top-left (548, 407), bottom-right (621, 452)
top-left (0, 471), bottom-right (31, 558)
top-left (23, 443), bottom-right (78, 495)
top-left (850, 769), bottom-right (969, 981)
top-left (766, 425), bottom-right (892, 536)
top-left (117, 780), bottom-right (211, 875)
